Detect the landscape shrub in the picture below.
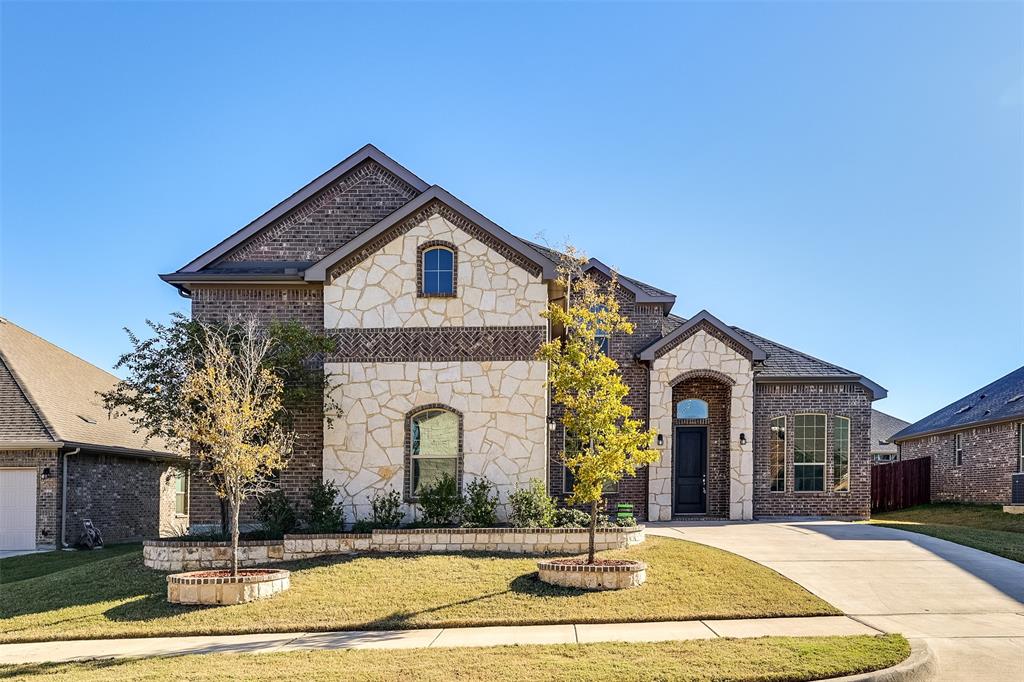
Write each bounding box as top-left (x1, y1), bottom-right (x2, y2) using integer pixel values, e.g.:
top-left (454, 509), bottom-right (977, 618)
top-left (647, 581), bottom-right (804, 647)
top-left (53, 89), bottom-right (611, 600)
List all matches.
top-left (306, 479), bottom-right (345, 533)
top-left (552, 507), bottom-right (592, 528)
top-left (255, 490), bottom-right (298, 538)
top-left (418, 473), bottom-right (464, 527)
top-left (508, 479), bottom-right (556, 528)
top-left (359, 489), bottom-right (404, 530)
top-left (462, 477), bottom-right (498, 527)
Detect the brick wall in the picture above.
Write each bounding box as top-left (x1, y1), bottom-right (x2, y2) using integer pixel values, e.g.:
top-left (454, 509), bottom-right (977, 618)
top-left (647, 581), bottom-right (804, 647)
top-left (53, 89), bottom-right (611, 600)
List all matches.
top-left (0, 449), bottom-right (59, 546)
top-left (65, 451), bottom-right (182, 544)
top-left (190, 284), bottom-right (325, 528)
top-left (753, 382), bottom-right (872, 518)
top-left (899, 421), bottom-right (1022, 504)
top-left (217, 160), bottom-right (419, 264)
top-left (672, 377), bottom-right (730, 517)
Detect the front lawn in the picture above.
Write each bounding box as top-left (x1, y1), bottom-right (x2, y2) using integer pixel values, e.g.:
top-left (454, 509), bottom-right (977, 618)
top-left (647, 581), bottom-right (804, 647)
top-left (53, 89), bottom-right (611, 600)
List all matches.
top-left (0, 635), bottom-right (910, 682)
top-left (0, 536), bottom-right (835, 643)
top-left (869, 503), bottom-right (1024, 562)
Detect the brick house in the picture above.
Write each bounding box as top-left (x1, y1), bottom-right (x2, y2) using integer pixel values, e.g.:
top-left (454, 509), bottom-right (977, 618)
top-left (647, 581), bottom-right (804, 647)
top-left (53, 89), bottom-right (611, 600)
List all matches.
top-left (892, 366), bottom-right (1024, 505)
top-left (161, 144), bottom-right (887, 527)
top-left (0, 318), bottom-right (187, 551)
top-left (870, 410), bottom-right (910, 463)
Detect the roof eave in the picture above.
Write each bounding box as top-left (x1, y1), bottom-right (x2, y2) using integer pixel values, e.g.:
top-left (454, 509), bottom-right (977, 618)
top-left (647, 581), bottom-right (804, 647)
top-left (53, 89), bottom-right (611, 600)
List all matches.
top-left (891, 413), bottom-right (1024, 443)
top-left (304, 186), bottom-right (557, 282)
top-left (638, 310), bottom-right (766, 362)
top-left (176, 144), bottom-right (430, 275)
top-left (0, 440), bottom-right (62, 450)
top-left (63, 441), bottom-right (185, 461)
top-left (584, 259), bottom-right (677, 310)
top-left (159, 273), bottom-right (307, 284)
top-left (755, 374), bottom-right (888, 400)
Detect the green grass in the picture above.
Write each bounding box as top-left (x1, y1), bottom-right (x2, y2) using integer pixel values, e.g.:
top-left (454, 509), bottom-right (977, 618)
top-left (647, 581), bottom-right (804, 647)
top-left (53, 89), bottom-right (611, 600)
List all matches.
top-left (0, 537), bottom-right (835, 643)
top-left (0, 635), bottom-right (910, 682)
top-left (869, 503), bottom-right (1024, 562)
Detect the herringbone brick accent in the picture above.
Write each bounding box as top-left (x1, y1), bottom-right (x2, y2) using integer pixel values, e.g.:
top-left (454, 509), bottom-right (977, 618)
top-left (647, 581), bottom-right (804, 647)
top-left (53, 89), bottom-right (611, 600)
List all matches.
top-left (327, 326), bottom-right (546, 362)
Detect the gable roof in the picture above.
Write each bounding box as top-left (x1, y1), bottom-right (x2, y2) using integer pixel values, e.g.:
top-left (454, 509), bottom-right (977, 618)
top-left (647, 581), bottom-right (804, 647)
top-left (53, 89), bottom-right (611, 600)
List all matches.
top-left (891, 366), bottom-right (1024, 442)
top-left (179, 145), bottom-right (430, 274)
top-left (638, 310), bottom-right (767, 362)
top-left (657, 314), bottom-right (887, 399)
top-left (0, 318), bottom-right (176, 457)
top-left (871, 409), bottom-right (911, 454)
top-left (303, 186), bottom-right (558, 282)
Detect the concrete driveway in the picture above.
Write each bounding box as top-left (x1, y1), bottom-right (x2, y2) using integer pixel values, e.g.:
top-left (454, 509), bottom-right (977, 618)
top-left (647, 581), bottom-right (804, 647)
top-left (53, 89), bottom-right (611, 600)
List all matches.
top-left (649, 521), bottom-right (1024, 682)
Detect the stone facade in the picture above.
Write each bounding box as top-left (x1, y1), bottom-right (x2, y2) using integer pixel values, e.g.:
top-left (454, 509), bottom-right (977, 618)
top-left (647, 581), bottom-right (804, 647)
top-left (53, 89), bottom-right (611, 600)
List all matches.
top-left (898, 420), bottom-right (1022, 504)
top-left (752, 383), bottom-right (872, 518)
top-left (324, 360), bottom-right (547, 522)
top-left (648, 328), bottom-right (755, 521)
top-left (324, 212), bottom-right (548, 329)
top-left (672, 377), bottom-right (731, 517)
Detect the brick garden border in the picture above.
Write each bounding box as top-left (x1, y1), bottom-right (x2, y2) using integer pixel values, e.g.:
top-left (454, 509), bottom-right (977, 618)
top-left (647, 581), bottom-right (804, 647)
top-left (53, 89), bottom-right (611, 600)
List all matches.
top-left (536, 559), bottom-right (647, 590)
top-left (167, 568), bottom-right (290, 605)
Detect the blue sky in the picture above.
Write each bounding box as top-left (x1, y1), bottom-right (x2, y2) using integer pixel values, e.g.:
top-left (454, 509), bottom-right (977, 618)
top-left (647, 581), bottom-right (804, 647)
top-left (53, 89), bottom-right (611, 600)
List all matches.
top-left (1, 1), bottom-right (1021, 422)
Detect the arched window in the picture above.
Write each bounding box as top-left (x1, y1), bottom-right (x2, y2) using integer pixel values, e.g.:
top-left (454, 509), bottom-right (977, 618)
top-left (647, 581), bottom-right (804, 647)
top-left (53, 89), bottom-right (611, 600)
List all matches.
top-left (408, 407), bottom-right (460, 496)
top-left (675, 398), bottom-right (709, 420)
top-left (421, 246), bottom-right (455, 296)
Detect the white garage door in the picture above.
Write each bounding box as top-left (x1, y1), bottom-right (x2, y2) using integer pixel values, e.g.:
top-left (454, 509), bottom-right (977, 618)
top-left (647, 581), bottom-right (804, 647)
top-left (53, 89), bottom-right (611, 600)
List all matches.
top-left (0, 468), bottom-right (37, 550)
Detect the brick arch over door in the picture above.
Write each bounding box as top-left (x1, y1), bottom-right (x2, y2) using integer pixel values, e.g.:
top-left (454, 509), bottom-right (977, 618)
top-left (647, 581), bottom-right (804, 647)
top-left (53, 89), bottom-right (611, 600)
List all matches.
top-left (669, 368), bottom-right (737, 388)
top-left (672, 376), bottom-right (731, 517)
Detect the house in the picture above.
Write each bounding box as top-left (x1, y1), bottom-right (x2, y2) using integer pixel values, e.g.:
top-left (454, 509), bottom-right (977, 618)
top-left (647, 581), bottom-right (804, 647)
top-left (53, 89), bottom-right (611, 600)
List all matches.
top-left (870, 409), bottom-right (911, 463)
top-left (0, 318), bottom-right (187, 551)
top-left (891, 366), bottom-right (1024, 505)
top-left (161, 144), bottom-right (887, 526)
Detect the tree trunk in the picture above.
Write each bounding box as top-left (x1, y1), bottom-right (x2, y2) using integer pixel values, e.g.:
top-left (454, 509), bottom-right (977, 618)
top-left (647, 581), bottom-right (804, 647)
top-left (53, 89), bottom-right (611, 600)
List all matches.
top-left (220, 497), bottom-right (229, 537)
top-left (588, 499), bottom-right (598, 565)
top-left (230, 494), bottom-right (241, 577)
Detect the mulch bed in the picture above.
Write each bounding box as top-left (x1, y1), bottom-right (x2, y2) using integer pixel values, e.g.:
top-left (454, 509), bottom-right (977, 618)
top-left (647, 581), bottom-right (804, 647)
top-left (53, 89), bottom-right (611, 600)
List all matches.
top-left (546, 558), bottom-right (639, 567)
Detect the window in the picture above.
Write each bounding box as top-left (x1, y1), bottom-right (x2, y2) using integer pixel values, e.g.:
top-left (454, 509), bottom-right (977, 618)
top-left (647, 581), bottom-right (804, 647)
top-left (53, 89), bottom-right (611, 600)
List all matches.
top-left (562, 429), bottom-right (618, 493)
top-left (954, 432), bottom-right (963, 467)
top-left (174, 470), bottom-right (189, 516)
top-left (591, 305), bottom-right (609, 356)
top-left (410, 408), bottom-right (460, 495)
top-left (770, 416), bottom-right (786, 492)
top-left (794, 414), bottom-right (826, 492)
top-left (833, 416), bottom-right (850, 492)
top-left (421, 246), bottom-right (455, 296)
top-left (676, 399), bottom-right (709, 420)
top-left (1019, 424), bottom-right (1023, 473)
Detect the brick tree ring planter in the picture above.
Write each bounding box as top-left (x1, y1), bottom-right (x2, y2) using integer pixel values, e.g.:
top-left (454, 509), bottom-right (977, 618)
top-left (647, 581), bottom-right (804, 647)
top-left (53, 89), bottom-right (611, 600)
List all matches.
top-left (167, 568), bottom-right (290, 605)
top-left (537, 558), bottom-right (647, 590)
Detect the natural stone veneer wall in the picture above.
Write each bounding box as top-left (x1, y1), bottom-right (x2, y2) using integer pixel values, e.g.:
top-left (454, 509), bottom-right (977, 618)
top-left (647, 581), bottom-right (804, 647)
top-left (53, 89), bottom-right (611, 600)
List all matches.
top-left (143, 527), bottom-right (646, 571)
top-left (324, 360), bottom-right (548, 522)
top-left (324, 213), bottom-right (548, 329)
top-left (648, 328), bottom-right (754, 521)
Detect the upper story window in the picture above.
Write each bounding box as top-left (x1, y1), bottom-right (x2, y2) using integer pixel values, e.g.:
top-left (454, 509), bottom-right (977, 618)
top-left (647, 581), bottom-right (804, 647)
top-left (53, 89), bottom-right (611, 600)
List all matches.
top-left (1018, 424), bottom-right (1023, 473)
top-left (833, 416), bottom-right (850, 492)
top-left (954, 432), bottom-right (964, 467)
top-left (562, 429), bottom-right (618, 494)
top-left (794, 414), bottom-right (826, 492)
top-left (409, 407), bottom-right (460, 497)
top-left (420, 244), bottom-right (456, 297)
top-left (676, 399), bottom-right (709, 420)
top-left (591, 304), bottom-right (610, 356)
top-left (770, 416), bottom-right (786, 492)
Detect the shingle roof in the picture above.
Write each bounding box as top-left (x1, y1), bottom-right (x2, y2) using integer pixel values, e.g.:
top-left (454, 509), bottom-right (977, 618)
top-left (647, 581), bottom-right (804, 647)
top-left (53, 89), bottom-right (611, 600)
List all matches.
top-left (891, 366), bottom-right (1024, 441)
top-left (0, 318), bottom-right (175, 456)
top-left (870, 409), bottom-right (911, 454)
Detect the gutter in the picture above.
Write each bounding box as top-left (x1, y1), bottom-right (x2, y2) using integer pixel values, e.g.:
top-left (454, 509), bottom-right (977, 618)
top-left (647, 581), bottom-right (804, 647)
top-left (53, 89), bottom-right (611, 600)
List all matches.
top-left (0, 440), bottom-right (63, 450)
top-left (891, 414), bottom-right (1024, 444)
top-left (61, 447), bottom-right (80, 549)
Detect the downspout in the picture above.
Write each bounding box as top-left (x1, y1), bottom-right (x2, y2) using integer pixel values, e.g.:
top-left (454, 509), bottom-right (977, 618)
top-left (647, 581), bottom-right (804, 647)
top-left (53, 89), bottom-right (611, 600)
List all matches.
top-left (60, 447), bottom-right (81, 549)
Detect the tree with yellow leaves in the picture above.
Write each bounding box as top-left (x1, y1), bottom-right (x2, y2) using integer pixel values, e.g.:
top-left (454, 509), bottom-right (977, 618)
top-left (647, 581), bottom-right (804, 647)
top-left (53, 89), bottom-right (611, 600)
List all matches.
top-left (178, 320), bottom-right (294, 575)
top-left (538, 247), bottom-right (658, 565)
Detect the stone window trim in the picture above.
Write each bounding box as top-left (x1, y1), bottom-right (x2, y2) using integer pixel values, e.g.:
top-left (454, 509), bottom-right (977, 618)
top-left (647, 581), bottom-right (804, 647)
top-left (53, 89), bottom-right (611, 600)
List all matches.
top-left (403, 403), bottom-right (464, 503)
top-left (416, 240), bottom-right (458, 298)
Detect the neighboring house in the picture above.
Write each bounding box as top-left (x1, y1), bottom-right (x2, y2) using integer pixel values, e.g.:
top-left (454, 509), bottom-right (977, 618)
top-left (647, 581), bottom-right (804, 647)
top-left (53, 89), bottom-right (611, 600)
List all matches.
top-left (870, 409), bottom-right (911, 463)
top-left (892, 366), bottom-right (1024, 505)
top-left (0, 318), bottom-right (187, 550)
top-left (161, 144), bottom-right (887, 526)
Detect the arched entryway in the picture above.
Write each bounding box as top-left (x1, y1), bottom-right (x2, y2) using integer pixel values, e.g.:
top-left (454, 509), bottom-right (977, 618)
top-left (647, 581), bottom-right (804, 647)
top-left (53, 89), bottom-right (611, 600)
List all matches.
top-left (670, 370), bottom-right (733, 517)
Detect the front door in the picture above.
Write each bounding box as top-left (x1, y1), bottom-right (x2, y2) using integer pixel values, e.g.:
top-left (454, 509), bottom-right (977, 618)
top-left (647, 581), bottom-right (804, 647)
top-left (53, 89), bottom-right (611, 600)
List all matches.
top-left (673, 427), bottom-right (706, 514)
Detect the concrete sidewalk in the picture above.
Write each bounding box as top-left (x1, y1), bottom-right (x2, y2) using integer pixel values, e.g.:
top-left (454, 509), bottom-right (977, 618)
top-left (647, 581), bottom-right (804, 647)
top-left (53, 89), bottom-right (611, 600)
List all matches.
top-left (0, 615), bottom-right (880, 664)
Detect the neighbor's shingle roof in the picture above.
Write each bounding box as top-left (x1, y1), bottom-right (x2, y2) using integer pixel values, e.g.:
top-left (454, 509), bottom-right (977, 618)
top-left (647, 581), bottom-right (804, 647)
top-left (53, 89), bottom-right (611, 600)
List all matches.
top-left (870, 410), bottom-right (911, 454)
top-left (0, 318), bottom-right (175, 455)
top-left (891, 366), bottom-right (1024, 441)
top-left (664, 314), bottom-right (859, 378)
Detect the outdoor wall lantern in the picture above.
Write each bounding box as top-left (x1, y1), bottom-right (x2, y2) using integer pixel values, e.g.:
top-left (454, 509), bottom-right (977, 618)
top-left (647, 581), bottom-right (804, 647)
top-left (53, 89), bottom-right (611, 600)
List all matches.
top-left (41, 467), bottom-right (52, 479)
top-left (547, 418), bottom-right (557, 432)
top-left (739, 433), bottom-right (747, 446)
top-left (656, 434), bottom-right (664, 446)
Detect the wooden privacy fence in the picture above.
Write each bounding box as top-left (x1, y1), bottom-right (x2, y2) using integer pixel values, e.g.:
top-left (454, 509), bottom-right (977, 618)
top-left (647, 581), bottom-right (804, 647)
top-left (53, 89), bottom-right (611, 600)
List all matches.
top-left (872, 457), bottom-right (931, 513)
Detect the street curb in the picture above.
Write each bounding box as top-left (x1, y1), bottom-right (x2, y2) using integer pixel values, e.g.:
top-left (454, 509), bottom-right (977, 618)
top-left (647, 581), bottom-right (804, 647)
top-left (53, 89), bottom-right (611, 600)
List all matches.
top-left (822, 640), bottom-right (936, 681)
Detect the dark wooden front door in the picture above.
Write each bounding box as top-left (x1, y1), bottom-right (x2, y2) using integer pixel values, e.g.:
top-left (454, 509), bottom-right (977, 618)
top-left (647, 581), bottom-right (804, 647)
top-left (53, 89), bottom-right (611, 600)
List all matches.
top-left (674, 427), bottom-right (707, 514)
